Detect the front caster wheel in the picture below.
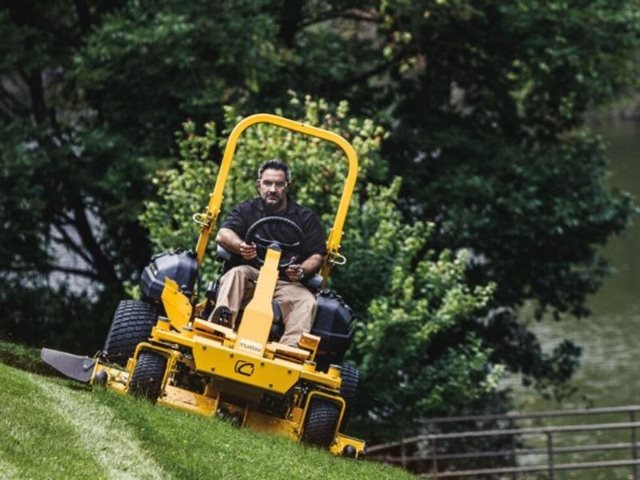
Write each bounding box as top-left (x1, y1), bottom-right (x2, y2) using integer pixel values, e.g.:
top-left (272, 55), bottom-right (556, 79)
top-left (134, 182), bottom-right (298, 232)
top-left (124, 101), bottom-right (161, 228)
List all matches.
top-left (301, 398), bottom-right (340, 448)
top-left (128, 350), bottom-right (167, 402)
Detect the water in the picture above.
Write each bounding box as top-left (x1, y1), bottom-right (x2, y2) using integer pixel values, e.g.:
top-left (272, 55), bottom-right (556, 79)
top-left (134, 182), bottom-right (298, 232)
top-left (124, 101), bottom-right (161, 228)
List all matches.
top-left (510, 121), bottom-right (640, 479)
top-left (514, 120), bottom-right (640, 412)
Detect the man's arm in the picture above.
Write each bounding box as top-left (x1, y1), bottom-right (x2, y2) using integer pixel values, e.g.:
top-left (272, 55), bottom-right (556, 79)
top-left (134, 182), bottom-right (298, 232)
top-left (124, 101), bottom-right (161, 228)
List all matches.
top-left (216, 227), bottom-right (256, 260)
top-left (285, 253), bottom-right (325, 283)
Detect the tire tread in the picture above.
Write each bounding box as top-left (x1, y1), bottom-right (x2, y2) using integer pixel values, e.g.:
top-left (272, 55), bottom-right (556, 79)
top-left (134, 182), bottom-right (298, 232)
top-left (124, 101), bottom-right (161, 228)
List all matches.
top-left (103, 300), bottom-right (156, 366)
top-left (129, 351), bottom-right (166, 401)
top-left (302, 399), bottom-right (340, 447)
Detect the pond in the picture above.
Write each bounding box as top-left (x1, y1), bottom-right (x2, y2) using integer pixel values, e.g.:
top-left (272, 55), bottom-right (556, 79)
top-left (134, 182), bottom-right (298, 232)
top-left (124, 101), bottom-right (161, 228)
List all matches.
top-left (510, 120), bottom-right (640, 479)
top-left (514, 120), bottom-right (640, 412)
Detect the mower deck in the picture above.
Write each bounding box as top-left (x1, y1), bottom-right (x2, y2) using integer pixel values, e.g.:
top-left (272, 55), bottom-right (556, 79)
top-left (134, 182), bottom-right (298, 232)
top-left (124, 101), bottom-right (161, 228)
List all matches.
top-left (93, 361), bottom-right (363, 456)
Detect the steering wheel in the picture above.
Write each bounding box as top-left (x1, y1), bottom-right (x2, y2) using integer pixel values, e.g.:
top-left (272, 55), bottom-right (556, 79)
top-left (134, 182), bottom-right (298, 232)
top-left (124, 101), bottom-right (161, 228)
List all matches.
top-left (245, 216), bottom-right (304, 269)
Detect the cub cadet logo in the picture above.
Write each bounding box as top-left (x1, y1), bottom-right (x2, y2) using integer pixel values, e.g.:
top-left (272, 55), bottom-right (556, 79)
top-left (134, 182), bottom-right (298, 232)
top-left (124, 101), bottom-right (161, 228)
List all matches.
top-left (234, 360), bottom-right (255, 377)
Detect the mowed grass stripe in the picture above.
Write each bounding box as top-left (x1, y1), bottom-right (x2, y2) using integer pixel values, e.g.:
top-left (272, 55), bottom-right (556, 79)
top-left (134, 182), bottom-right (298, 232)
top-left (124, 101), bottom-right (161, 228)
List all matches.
top-left (0, 363), bottom-right (104, 479)
top-left (0, 456), bottom-right (19, 479)
top-left (2, 353), bottom-right (414, 480)
top-left (95, 386), bottom-right (416, 480)
top-left (33, 374), bottom-right (168, 480)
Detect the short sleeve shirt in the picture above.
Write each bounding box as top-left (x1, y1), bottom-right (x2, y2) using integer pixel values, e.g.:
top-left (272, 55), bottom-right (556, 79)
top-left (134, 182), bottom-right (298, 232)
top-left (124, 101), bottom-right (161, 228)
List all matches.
top-left (220, 197), bottom-right (327, 262)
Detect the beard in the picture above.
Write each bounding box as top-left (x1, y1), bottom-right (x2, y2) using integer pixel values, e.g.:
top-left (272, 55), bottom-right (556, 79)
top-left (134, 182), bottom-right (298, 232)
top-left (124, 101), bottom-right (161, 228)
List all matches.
top-left (263, 194), bottom-right (286, 212)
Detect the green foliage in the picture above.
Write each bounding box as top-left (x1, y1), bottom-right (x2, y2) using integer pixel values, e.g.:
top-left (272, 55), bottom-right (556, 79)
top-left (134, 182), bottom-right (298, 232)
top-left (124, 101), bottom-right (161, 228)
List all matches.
top-left (349, 210), bottom-right (497, 435)
top-left (377, 0), bottom-right (640, 316)
top-left (429, 131), bottom-right (635, 318)
top-left (368, 0), bottom-right (639, 396)
top-left (141, 96), bottom-right (496, 439)
top-left (74, 0), bottom-right (283, 152)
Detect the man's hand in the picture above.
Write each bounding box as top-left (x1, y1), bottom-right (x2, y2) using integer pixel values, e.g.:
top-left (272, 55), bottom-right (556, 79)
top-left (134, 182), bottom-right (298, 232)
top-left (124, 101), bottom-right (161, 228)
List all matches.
top-left (217, 228), bottom-right (257, 261)
top-left (238, 241), bottom-right (257, 260)
top-left (285, 263), bottom-right (305, 283)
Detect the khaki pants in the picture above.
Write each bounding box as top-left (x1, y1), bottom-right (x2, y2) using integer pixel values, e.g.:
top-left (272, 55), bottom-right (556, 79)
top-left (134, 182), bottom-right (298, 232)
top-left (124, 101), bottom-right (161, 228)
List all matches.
top-left (213, 265), bottom-right (317, 347)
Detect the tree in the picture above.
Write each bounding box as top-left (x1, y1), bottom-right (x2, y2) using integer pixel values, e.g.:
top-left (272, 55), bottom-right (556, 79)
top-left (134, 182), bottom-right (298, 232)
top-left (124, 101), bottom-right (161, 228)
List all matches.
top-left (141, 96), bottom-right (496, 439)
top-left (363, 2), bottom-right (640, 394)
top-left (0, 0), bottom-right (291, 349)
top-left (259, 0), bottom-right (638, 396)
top-left (2, 0), bottom-right (638, 415)
top-left (0, 1), bottom-right (149, 349)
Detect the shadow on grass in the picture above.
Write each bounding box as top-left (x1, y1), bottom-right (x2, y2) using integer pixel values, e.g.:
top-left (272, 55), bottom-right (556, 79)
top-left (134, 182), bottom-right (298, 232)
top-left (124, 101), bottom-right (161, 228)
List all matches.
top-left (0, 338), bottom-right (60, 376)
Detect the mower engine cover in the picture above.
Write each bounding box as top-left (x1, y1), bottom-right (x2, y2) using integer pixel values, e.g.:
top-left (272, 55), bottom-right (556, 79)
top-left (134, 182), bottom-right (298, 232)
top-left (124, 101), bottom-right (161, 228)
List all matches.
top-left (140, 249), bottom-right (198, 301)
top-left (311, 290), bottom-right (355, 361)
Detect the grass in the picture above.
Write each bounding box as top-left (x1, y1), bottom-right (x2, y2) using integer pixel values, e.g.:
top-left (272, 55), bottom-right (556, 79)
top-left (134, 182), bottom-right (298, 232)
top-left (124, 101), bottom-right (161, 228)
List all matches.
top-left (0, 339), bottom-right (50, 375)
top-left (0, 347), bottom-right (415, 480)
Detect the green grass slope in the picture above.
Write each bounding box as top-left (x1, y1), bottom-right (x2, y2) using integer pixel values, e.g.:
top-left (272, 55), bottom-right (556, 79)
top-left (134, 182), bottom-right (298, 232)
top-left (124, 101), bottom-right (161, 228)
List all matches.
top-left (0, 354), bottom-right (414, 479)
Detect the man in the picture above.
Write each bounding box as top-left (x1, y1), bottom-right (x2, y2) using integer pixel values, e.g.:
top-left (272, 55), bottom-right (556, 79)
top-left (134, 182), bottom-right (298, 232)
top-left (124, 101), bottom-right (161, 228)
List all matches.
top-left (210, 160), bottom-right (326, 347)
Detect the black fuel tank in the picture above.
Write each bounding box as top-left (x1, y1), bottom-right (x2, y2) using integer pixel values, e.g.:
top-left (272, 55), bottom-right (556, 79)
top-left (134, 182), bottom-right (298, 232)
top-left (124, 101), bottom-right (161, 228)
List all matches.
top-left (140, 249), bottom-right (198, 301)
top-left (311, 290), bottom-right (355, 365)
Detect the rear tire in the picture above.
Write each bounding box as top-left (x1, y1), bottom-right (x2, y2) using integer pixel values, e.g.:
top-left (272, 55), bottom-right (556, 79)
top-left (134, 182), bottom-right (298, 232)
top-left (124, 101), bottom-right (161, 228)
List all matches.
top-left (302, 398), bottom-right (340, 448)
top-left (103, 300), bottom-right (157, 366)
top-left (129, 350), bottom-right (167, 401)
top-left (339, 364), bottom-right (359, 429)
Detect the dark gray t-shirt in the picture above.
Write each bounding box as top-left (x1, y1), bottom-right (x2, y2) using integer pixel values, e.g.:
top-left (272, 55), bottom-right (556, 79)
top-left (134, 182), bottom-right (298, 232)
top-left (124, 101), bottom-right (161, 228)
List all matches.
top-left (221, 197), bottom-right (327, 262)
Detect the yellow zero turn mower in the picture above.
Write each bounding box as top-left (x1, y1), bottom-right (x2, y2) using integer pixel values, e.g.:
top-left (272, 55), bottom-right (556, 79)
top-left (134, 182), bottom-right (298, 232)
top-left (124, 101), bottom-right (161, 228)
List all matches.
top-left (42, 114), bottom-right (365, 458)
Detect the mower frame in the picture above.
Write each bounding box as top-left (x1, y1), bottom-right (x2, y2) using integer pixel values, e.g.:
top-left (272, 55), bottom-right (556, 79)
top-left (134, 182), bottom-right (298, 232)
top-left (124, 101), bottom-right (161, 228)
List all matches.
top-left (43, 113), bottom-right (364, 457)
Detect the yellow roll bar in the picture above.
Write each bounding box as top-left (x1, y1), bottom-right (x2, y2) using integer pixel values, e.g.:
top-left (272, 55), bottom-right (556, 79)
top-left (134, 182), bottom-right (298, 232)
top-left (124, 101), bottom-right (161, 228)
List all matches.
top-left (193, 113), bottom-right (359, 281)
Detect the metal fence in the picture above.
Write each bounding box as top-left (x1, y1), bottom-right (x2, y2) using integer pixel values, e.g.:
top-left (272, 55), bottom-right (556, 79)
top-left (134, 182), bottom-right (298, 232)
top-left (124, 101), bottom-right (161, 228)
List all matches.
top-left (366, 405), bottom-right (640, 479)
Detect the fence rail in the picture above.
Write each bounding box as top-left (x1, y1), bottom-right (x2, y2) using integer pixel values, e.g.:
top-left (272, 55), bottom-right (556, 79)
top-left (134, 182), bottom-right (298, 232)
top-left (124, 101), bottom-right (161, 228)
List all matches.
top-left (367, 405), bottom-right (640, 479)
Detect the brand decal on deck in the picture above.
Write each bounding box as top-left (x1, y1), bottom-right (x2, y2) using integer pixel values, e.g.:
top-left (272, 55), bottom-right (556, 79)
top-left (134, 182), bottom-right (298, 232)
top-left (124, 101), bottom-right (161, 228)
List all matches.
top-left (234, 360), bottom-right (255, 377)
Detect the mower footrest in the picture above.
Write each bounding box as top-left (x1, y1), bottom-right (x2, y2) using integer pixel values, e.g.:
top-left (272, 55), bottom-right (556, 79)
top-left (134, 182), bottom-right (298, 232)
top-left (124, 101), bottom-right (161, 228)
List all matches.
top-left (267, 342), bottom-right (310, 363)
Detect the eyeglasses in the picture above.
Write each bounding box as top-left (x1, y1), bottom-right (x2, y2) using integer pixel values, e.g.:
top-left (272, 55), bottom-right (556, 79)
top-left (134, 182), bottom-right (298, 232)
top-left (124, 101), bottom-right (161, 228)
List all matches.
top-left (260, 180), bottom-right (287, 189)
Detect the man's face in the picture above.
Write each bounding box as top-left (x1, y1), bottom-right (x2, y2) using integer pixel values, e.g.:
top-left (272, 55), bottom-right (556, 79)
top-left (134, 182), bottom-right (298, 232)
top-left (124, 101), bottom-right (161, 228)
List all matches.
top-left (258, 168), bottom-right (288, 212)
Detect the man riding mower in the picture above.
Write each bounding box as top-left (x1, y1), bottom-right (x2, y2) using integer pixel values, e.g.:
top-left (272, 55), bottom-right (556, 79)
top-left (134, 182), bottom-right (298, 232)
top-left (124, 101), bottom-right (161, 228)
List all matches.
top-left (210, 158), bottom-right (326, 349)
top-left (42, 113), bottom-right (365, 458)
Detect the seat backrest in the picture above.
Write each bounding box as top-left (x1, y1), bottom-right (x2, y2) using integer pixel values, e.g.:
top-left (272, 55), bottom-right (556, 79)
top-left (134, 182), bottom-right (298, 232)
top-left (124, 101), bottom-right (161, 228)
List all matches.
top-left (216, 243), bottom-right (232, 261)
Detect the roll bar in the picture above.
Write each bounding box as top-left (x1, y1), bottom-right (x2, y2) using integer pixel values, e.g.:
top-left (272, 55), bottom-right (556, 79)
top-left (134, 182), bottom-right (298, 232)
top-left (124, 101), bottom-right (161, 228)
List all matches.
top-left (193, 113), bottom-right (359, 281)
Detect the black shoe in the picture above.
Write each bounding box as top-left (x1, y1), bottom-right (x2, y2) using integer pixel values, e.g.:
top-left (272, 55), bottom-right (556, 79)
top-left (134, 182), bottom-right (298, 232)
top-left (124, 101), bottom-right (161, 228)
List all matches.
top-left (210, 306), bottom-right (232, 327)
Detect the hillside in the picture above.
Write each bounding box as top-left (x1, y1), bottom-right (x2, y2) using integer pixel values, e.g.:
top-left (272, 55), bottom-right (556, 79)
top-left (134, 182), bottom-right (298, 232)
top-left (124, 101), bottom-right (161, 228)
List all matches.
top-left (0, 345), bottom-right (414, 480)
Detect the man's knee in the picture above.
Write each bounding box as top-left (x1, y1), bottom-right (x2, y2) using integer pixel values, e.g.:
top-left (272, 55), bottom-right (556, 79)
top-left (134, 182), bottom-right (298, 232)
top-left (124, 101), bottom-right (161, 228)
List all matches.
top-left (280, 289), bottom-right (317, 335)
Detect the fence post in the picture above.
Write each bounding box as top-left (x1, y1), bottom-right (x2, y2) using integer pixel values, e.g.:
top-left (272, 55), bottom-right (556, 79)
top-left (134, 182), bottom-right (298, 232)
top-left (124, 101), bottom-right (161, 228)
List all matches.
top-left (400, 438), bottom-right (407, 469)
top-left (546, 431), bottom-right (555, 480)
top-left (509, 418), bottom-right (518, 480)
top-left (631, 410), bottom-right (638, 480)
top-left (431, 436), bottom-right (439, 477)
